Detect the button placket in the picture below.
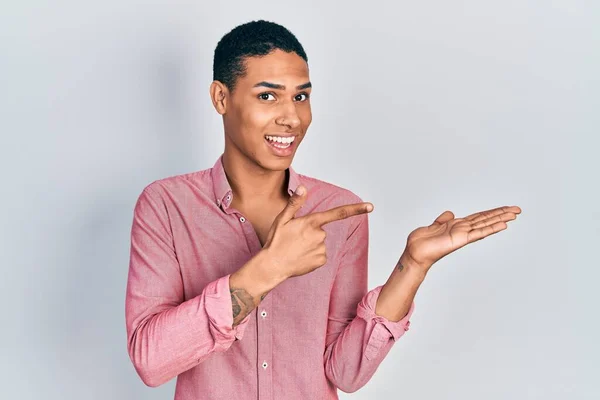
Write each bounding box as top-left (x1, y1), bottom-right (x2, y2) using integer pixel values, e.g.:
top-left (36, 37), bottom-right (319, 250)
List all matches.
top-left (247, 214), bottom-right (271, 399)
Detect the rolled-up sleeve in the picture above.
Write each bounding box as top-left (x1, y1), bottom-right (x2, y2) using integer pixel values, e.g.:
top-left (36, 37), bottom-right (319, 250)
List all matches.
top-left (356, 285), bottom-right (415, 360)
top-left (125, 185), bottom-right (250, 388)
top-left (323, 196), bottom-right (415, 394)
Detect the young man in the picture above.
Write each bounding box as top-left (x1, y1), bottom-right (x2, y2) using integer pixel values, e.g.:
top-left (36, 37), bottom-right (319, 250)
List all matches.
top-left (125, 20), bottom-right (521, 399)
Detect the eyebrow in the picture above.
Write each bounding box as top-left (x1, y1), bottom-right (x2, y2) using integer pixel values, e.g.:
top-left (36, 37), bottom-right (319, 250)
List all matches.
top-left (253, 81), bottom-right (312, 91)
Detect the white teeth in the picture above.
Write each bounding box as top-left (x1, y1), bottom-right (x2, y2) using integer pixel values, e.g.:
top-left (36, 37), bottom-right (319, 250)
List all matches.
top-left (266, 135), bottom-right (295, 144)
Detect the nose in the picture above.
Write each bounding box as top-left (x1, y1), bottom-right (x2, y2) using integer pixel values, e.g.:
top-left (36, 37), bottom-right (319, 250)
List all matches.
top-left (275, 100), bottom-right (301, 130)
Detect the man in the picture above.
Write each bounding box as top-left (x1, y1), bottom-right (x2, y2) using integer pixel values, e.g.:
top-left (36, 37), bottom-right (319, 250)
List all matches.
top-left (125, 20), bottom-right (521, 399)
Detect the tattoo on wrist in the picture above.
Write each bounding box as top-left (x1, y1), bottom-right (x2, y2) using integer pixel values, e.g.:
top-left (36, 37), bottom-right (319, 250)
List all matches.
top-left (396, 261), bottom-right (405, 272)
top-left (230, 287), bottom-right (255, 325)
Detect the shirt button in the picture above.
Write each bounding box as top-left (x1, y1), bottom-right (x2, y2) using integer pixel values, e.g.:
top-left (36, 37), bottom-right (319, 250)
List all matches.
top-left (240, 216), bottom-right (246, 223)
top-left (260, 310), bottom-right (267, 318)
top-left (226, 194), bottom-right (231, 201)
top-left (262, 361), bottom-right (268, 369)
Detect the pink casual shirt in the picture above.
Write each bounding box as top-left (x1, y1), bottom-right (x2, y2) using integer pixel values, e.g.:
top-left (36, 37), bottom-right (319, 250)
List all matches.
top-left (125, 153), bottom-right (415, 399)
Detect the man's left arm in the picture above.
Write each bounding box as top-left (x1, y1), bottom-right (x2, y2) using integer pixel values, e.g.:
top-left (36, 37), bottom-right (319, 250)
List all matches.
top-left (323, 198), bottom-right (425, 394)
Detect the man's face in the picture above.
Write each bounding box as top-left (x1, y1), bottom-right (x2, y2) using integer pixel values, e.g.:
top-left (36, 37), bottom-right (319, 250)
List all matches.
top-left (217, 49), bottom-right (312, 171)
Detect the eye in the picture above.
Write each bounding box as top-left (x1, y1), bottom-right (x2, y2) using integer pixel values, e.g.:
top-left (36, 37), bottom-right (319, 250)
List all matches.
top-left (258, 92), bottom-right (276, 101)
top-left (295, 93), bottom-right (310, 102)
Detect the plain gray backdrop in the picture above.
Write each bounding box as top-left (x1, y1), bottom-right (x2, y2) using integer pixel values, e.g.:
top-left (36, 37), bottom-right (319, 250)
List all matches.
top-left (2, 1), bottom-right (598, 399)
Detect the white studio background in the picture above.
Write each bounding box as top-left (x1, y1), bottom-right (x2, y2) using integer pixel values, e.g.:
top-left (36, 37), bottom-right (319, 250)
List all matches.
top-left (1, 1), bottom-right (598, 399)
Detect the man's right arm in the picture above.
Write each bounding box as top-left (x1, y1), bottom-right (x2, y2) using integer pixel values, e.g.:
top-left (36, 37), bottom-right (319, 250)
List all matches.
top-left (229, 250), bottom-right (286, 326)
top-left (125, 187), bottom-right (284, 387)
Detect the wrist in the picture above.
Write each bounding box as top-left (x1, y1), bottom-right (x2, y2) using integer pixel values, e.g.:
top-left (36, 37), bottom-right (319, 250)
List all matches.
top-left (251, 249), bottom-right (289, 288)
top-left (229, 250), bottom-right (285, 304)
top-left (398, 250), bottom-right (430, 279)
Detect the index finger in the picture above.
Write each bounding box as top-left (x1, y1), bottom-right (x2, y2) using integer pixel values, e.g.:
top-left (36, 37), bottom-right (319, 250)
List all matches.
top-left (309, 202), bottom-right (373, 227)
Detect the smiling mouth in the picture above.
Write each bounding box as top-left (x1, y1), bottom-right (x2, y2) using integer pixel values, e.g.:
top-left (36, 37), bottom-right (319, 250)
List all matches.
top-left (264, 135), bottom-right (296, 149)
top-left (263, 135), bottom-right (298, 156)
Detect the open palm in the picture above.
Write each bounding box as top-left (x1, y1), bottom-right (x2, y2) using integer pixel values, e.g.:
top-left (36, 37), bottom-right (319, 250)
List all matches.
top-left (405, 205), bottom-right (522, 269)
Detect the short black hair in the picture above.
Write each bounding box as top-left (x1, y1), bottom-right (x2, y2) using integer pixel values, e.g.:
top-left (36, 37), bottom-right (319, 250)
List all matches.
top-left (212, 20), bottom-right (308, 93)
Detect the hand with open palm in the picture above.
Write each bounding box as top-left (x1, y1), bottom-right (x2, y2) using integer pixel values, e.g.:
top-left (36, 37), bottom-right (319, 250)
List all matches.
top-left (403, 205), bottom-right (522, 272)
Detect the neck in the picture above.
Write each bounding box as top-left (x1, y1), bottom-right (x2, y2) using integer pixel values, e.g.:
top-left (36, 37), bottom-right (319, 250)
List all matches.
top-left (222, 146), bottom-right (289, 207)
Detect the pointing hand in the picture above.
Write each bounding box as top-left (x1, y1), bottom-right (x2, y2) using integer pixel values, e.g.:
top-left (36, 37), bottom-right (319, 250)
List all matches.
top-left (262, 185), bottom-right (373, 280)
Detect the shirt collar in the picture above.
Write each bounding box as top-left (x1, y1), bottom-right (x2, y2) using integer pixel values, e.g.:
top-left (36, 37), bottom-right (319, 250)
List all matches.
top-left (210, 153), bottom-right (302, 210)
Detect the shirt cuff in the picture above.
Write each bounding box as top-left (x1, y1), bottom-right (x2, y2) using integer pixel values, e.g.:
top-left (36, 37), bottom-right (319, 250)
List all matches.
top-left (204, 274), bottom-right (252, 345)
top-left (356, 285), bottom-right (415, 342)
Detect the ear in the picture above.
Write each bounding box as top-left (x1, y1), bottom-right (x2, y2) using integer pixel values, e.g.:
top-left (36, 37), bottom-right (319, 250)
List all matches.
top-left (209, 80), bottom-right (229, 115)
